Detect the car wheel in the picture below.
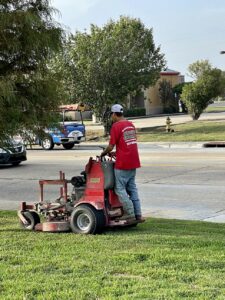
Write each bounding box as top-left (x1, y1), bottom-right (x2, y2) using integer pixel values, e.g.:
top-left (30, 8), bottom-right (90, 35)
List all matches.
top-left (42, 137), bottom-right (54, 150)
top-left (20, 211), bottom-right (40, 230)
top-left (62, 143), bottom-right (74, 150)
top-left (70, 204), bottom-right (105, 234)
top-left (12, 162), bottom-right (21, 166)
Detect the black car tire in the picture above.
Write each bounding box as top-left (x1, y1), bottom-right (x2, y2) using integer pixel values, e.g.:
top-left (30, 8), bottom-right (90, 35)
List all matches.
top-left (12, 162), bottom-right (21, 166)
top-left (62, 143), bottom-right (74, 150)
top-left (70, 204), bottom-right (105, 234)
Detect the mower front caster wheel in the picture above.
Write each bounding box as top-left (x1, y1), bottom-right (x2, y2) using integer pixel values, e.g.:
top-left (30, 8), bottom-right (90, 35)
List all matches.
top-left (20, 211), bottom-right (40, 230)
top-left (70, 205), bottom-right (105, 234)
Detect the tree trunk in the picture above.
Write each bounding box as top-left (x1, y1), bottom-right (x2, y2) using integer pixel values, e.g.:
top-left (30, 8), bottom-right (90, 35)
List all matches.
top-left (191, 112), bottom-right (200, 120)
top-left (103, 122), bottom-right (109, 137)
top-left (102, 106), bottom-right (111, 137)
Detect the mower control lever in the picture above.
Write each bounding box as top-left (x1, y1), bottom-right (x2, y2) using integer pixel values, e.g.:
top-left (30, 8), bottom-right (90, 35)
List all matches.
top-left (107, 152), bottom-right (116, 159)
top-left (98, 146), bottom-right (116, 160)
top-left (100, 152), bottom-right (116, 161)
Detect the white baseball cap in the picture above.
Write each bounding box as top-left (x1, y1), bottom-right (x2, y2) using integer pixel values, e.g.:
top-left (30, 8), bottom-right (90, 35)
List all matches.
top-left (111, 104), bottom-right (124, 113)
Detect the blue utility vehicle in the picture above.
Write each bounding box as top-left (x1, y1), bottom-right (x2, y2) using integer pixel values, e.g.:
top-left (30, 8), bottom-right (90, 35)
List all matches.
top-left (41, 104), bottom-right (86, 150)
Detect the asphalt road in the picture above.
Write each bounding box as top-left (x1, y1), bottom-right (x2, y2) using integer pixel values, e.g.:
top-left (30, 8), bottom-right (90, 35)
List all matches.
top-left (1, 144), bottom-right (225, 223)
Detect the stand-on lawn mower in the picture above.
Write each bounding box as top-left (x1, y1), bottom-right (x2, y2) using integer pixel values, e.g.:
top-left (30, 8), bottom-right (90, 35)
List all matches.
top-left (18, 154), bottom-right (144, 234)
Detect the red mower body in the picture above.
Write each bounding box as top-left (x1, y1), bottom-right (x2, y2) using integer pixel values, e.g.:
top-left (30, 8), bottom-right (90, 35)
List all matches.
top-left (18, 155), bottom-right (143, 234)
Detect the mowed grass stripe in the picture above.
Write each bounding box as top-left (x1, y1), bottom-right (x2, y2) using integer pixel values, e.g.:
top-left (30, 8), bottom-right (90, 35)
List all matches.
top-left (1, 211), bottom-right (225, 299)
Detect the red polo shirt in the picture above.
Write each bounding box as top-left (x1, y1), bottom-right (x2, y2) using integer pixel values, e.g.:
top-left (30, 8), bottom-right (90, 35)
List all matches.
top-left (109, 119), bottom-right (141, 170)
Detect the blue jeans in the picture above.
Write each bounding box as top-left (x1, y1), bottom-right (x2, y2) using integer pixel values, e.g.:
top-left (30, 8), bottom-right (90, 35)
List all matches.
top-left (114, 169), bottom-right (142, 217)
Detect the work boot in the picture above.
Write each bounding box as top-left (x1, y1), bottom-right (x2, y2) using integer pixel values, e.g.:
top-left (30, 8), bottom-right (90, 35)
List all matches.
top-left (119, 214), bottom-right (135, 221)
top-left (135, 215), bottom-right (145, 222)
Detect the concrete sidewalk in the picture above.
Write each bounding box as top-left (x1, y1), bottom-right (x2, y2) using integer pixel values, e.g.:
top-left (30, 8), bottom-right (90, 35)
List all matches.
top-left (85, 111), bottom-right (225, 132)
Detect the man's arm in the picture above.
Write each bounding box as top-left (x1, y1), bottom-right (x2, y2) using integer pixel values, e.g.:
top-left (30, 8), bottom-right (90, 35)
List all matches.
top-left (101, 144), bottom-right (114, 157)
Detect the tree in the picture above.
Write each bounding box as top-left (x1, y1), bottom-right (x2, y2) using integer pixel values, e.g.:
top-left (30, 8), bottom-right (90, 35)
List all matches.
top-left (173, 82), bottom-right (191, 113)
top-left (58, 16), bottom-right (165, 135)
top-left (181, 60), bottom-right (225, 120)
top-left (187, 59), bottom-right (212, 80)
top-left (159, 79), bottom-right (178, 113)
top-left (173, 82), bottom-right (191, 96)
top-left (0, 0), bottom-right (65, 145)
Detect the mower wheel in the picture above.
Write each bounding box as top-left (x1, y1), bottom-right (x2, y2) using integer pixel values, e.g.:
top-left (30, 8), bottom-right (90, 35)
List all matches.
top-left (70, 204), bottom-right (105, 234)
top-left (20, 211), bottom-right (40, 230)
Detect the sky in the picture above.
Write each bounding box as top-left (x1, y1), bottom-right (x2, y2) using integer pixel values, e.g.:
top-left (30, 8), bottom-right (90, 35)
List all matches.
top-left (51, 0), bottom-right (225, 81)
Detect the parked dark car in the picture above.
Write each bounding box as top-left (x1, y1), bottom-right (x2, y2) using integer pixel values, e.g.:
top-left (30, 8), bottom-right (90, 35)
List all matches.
top-left (0, 140), bottom-right (27, 166)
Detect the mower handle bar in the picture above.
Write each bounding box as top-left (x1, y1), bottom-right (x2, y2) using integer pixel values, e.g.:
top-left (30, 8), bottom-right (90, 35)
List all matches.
top-left (98, 146), bottom-right (116, 160)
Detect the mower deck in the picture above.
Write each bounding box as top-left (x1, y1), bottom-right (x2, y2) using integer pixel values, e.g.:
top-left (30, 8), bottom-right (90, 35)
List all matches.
top-left (35, 221), bottom-right (70, 232)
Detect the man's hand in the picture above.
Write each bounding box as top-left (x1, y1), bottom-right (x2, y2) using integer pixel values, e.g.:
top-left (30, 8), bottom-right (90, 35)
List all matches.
top-left (100, 144), bottom-right (114, 157)
top-left (100, 151), bottom-right (106, 157)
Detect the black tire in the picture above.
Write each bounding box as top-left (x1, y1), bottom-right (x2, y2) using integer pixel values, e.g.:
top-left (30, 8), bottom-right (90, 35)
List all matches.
top-left (12, 162), bottom-right (21, 166)
top-left (20, 211), bottom-right (40, 230)
top-left (70, 204), bottom-right (105, 234)
top-left (62, 143), bottom-right (74, 150)
top-left (41, 136), bottom-right (54, 150)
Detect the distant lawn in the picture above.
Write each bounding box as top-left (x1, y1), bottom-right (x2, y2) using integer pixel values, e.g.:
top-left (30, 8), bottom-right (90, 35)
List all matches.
top-left (1, 211), bottom-right (225, 299)
top-left (85, 120), bottom-right (225, 143)
top-left (204, 106), bottom-right (225, 113)
top-left (137, 120), bottom-right (225, 142)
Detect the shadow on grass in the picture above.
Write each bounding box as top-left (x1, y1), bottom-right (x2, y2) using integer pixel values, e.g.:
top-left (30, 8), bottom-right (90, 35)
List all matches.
top-left (1, 211), bottom-right (225, 238)
top-left (0, 228), bottom-right (22, 232)
top-left (104, 217), bottom-right (225, 238)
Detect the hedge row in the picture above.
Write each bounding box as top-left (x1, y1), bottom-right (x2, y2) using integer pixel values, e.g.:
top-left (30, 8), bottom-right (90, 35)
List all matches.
top-left (124, 108), bottom-right (146, 117)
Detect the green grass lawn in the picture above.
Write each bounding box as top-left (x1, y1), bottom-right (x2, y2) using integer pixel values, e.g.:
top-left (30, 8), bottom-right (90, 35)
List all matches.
top-left (204, 106), bottom-right (225, 113)
top-left (137, 120), bottom-right (225, 142)
top-left (1, 211), bottom-right (225, 299)
top-left (86, 120), bottom-right (225, 143)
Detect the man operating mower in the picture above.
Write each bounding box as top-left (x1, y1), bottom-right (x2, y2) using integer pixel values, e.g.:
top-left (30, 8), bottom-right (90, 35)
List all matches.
top-left (101, 104), bottom-right (143, 221)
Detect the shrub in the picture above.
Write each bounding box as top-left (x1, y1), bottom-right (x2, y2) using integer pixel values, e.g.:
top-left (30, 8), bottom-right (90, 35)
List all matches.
top-left (124, 108), bottom-right (146, 117)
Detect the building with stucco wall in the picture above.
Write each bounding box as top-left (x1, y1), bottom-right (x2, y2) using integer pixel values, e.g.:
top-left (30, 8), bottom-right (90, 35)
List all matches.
top-left (130, 68), bottom-right (185, 115)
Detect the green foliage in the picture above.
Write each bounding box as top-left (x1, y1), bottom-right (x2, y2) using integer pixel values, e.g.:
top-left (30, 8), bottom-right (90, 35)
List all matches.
top-left (124, 108), bottom-right (146, 117)
top-left (2, 211), bottom-right (225, 299)
top-left (172, 82), bottom-right (191, 96)
top-left (54, 16), bottom-right (165, 134)
top-left (181, 60), bottom-right (225, 120)
top-left (48, 42), bottom-right (75, 104)
top-left (0, 0), bottom-right (65, 144)
top-left (188, 59), bottom-right (212, 80)
top-left (159, 79), bottom-right (178, 113)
